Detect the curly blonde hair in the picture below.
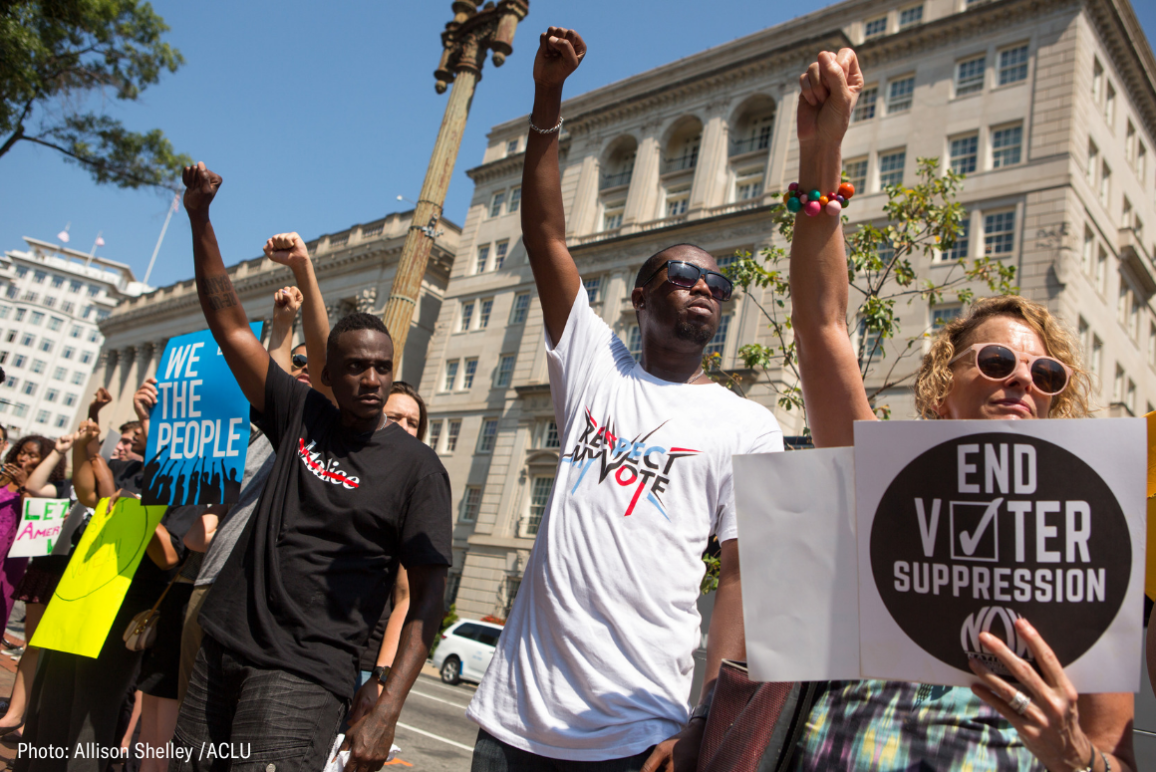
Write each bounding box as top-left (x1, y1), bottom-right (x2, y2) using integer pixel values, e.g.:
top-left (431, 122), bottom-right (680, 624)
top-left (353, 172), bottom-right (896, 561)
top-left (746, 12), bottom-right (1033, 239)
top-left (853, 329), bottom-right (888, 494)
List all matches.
top-left (914, 296), bottom-right (1092, 420)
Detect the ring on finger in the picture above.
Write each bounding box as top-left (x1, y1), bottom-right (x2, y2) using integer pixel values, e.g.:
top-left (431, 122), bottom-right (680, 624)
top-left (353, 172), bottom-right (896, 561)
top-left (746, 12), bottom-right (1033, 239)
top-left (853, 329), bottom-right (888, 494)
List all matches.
top-left (1007, 690), bottom-right (1031, 716)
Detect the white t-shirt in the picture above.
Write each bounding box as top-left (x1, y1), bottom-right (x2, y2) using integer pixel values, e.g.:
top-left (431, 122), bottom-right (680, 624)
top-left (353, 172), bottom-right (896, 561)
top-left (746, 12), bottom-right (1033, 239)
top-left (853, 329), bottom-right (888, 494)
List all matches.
top-left (466, 287), bottom-right (784, 760)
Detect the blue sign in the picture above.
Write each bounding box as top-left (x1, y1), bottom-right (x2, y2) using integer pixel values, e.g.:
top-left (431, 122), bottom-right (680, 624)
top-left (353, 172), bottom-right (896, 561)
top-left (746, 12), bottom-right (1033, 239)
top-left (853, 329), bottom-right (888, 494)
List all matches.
top-left (141, 324), bottom-right (261, 505)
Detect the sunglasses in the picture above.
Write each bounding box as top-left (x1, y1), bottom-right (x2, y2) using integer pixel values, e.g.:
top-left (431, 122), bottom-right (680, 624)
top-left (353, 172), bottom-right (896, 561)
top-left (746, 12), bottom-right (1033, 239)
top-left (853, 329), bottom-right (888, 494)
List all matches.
top-left (291, 353), bottom-right (308, 368)
top-left (639, 260), bottom-right (733, 302)
top-left (949, 343), bottom-right (1072, 396)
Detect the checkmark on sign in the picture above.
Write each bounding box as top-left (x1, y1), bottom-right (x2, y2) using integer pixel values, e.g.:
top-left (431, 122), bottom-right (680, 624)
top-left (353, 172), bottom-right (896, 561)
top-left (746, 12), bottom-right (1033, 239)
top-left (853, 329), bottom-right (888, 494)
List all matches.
top-left (957, 497), bottom-right (1004, 556)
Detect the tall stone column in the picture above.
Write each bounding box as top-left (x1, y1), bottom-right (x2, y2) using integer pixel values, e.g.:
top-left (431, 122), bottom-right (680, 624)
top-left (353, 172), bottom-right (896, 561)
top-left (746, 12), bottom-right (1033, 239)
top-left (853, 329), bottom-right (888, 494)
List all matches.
top-left (114, 345), bottom-right (141, 432)
top-left (622, 135), bottom-right (660, 233)
top-left (565, 154), bottom-right (600, 237)
top-left (689, 114), bottom-right (728, 216)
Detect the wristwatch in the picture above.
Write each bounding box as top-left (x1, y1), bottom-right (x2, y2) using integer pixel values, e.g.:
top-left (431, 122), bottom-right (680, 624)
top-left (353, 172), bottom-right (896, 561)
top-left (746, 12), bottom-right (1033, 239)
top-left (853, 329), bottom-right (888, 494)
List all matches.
top-left (371, 665), bottom-right (391, 683)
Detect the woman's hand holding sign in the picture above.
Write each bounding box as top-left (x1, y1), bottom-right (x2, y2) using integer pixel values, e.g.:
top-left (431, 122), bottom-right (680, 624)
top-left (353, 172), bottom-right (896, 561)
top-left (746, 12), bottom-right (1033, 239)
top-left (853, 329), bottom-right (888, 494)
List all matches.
top-left (969, 617), bottom-right (1130, 772)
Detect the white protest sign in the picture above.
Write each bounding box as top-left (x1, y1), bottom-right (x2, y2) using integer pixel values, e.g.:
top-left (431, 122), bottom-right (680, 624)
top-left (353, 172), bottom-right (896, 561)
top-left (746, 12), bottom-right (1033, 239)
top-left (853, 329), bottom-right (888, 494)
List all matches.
top-left (736, 418), bottom-right (1145, 693)
top-left (9, 498), bottom-right (72, 558)
top-left (734, 447), bottom-right (860, 683)
top-left (855, 419), bottom-right (1145, 692)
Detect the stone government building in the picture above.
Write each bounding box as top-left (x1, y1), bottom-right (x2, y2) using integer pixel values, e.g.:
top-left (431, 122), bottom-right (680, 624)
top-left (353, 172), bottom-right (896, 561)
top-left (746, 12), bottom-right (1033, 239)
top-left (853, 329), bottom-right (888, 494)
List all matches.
top-left (87, 0), bottom-right (1154, 623)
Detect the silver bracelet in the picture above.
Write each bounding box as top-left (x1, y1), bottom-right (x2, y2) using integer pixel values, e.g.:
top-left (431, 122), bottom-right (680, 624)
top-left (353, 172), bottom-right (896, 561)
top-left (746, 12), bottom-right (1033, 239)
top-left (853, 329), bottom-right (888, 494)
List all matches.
top-left (529, 116), bottom-right (563, 135)
top-left (1102, 749), bottom-right (1111, 772)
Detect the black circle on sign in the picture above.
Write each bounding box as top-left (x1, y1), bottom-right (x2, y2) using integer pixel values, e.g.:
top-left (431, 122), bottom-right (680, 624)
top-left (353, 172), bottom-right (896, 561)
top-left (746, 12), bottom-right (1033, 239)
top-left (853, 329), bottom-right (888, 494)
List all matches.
top-left (871, 432), bottom-right (1130, 674)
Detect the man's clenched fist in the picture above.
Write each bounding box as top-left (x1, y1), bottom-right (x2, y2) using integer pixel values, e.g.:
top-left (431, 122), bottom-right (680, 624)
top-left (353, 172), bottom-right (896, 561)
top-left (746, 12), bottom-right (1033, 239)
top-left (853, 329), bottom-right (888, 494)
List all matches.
top-left (273, 286), bottom-right (303, 324)
top-left (183, 162), bottom-right (223, 216)
top-left (796, 49), bottom-right (863, 150)
top-left (533, 27), bottom-right (586, 90)
top-left (263, 232), bottom-right (311, 271)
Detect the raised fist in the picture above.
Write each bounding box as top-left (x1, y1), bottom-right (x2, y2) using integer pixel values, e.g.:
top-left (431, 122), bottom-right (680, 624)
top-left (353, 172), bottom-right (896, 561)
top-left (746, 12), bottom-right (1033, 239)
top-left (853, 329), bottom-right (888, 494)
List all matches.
top-left (89, 386), bottom-right (112, 420)
top-left (76, 419), bottom-right (101, 443)
top-left (263, 232), bottom-right (311, 271)
top-left (533, 27), bottom-right (586, 90)
top-left (182, 162), bottom-right (223, 216)
top-left (796, 49), bottom-right (863, 150)
top-left (133, 377), bottom-right (158, 421)
top-left (55, 432), bottom-right (77, 454)
top-left (273, 286), bottom-right (303, 324)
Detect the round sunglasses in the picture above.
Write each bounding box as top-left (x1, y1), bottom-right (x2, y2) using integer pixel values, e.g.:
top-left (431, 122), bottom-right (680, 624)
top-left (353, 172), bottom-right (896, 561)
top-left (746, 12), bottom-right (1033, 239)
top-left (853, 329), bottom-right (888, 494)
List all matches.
top-left (949, 343), bottom-right (1071, 396)
top-left (639, 260), bottom-right (733, 302)
top-left (291, 353), bottom-right (308, 368)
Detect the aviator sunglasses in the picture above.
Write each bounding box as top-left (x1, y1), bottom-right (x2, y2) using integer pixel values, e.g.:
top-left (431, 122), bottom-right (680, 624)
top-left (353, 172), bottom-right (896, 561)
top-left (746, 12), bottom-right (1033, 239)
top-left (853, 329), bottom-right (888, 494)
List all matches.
top-left (949, 343), bottom-right (1072, 396)
top-left (639, 260), bottom-right (733, 302)
top-left (291, 353), bottom-right (308, 368)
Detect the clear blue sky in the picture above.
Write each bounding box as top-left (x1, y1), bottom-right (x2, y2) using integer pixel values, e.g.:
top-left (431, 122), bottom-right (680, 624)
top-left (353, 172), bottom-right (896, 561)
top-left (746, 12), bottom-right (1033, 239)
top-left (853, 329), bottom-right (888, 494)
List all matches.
top-left (2, 1), bottom-right (1154, 289)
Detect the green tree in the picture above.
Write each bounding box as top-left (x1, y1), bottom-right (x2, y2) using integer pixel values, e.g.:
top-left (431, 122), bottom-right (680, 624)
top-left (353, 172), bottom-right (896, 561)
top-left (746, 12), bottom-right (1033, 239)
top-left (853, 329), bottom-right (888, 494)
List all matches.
top-left (0, 0), bottom-right (190, 189)
top-left (708, 157), bottom-right (1018, 427)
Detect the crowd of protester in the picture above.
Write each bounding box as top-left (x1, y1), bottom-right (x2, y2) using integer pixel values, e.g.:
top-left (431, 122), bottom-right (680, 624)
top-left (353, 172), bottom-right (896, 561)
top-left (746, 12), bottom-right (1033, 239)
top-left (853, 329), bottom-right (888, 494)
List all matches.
top-left (0, 23), bottom-right (1147, 772)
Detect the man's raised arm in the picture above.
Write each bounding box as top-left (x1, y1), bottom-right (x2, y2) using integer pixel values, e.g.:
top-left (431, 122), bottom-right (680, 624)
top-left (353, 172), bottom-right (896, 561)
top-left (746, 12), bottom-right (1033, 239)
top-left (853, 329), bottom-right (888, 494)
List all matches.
top-left (183, 163), bottom-right (271, 413)
top-left (522, 27), bottom-right (587, 345)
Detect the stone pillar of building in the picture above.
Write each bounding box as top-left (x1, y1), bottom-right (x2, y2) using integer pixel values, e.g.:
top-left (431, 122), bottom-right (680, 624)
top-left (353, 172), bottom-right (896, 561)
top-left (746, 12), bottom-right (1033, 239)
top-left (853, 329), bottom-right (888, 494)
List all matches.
top-left (112, 345), bottom-right (141, 434)
top-left (689, 113), bottom-right (729, 216)
top-left (621, 134), bottom-right (661, 233)
top-left (765, 89), bottom-right (799, 195)
top-left (566, 154), bottom-right (601, 238)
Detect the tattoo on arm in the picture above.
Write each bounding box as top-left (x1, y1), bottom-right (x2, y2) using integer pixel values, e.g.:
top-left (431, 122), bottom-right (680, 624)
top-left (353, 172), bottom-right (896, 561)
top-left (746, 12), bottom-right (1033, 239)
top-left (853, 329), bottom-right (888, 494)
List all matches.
top-left (201, 275), bottom-right (238, 310)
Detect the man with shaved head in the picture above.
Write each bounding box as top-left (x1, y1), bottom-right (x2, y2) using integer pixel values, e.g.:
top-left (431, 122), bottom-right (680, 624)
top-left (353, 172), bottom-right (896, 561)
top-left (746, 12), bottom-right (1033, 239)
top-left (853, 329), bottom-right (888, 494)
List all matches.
top-left (465, 26), bottom-right (784, 772)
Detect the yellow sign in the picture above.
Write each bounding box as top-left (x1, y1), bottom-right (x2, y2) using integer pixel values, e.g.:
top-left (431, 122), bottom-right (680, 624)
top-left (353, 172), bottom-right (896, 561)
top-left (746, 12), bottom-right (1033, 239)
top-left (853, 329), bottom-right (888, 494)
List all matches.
top-left (32, 498), bottom-right (166, 658)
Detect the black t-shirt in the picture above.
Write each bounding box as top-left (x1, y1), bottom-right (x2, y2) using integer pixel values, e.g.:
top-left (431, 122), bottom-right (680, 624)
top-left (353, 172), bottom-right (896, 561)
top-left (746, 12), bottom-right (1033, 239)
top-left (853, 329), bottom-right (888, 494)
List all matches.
top-left (200, 362), bottom-right (453, 698)
top-left (109, 459), bottom-right (144, 496)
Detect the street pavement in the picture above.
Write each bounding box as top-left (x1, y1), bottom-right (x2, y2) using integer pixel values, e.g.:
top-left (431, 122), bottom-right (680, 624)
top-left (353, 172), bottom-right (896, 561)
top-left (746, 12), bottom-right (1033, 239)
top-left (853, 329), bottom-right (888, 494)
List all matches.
top-left (388, 669), bottom-right (478, 771)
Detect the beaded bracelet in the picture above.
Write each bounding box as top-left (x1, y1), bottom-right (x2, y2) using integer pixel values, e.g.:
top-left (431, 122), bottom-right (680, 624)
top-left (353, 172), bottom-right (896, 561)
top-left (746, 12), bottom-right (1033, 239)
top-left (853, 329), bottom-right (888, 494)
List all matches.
top-left (783, 181), bottom-right (855, 216)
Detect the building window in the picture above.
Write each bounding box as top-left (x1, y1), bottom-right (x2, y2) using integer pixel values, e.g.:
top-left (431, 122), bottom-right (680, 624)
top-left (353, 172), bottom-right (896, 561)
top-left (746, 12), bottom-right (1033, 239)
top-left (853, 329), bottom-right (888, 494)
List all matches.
top-left (30, 311), bottom-right (44, 326)
top-left (478, 418), bottom-right (498, 453)
top-left (879, 149), bottom-right (906, 188)
top-left (852, 87), bottom-right (877, 122)
top-left (1137, 142), bottom-right (1147, 180)
top-left (542, 420), bottom-right (560, 449)
top-left (950, 134), bottom-right (978, 174)
top-left (984, 210), bottom-right (1016, 255)
top-left (506, 139), bottom-right (519, 155)
top-left (1091, 335), bottom-right (1103, 377)
top-left (11, 354), bottom-right (25, 368)
top-left (13, 309), bottom-right (24, 322)
top-left (0, 351), bottom-right (6, 364)
top-left (735, 169), bottom-right (764, 201)
top-left (627, 325), bottom-right (642, 362)
top-left (1123, 196), bottom-right (1133, 230)
top-left (496, 354), bottom-right (516, 388)
top-left (445, 573), bottom-right (461, 606)
top-left (43, 296), bottom-right (55, 308)
top-left (863, 16), bottom-right (887, 38)
top-left (22, 381), bottom-right (37, 396)
top-left (88, 329), bottom-right (99, 343)
top-left (4, 331), bottom-right (15, 343)
top-left (666, 186), bottom-right (690, 217)
top-left (0, 307), bottom-right (7, 320)
top-left (53, 366), bottom-right (66, 381)
top-left (1105, 82), bottom-right (1116, 128)
top-left (705, 314), bottom-right (731, 357)
top-left (70, 370), bottom-right (84, 384)
top-left (494, 241), bottom-right (509, 270)
top-left (32, 270), bottom-right (46, 284)
top-left (446, 420), bottom-right (461, 452)
top-left (956, 56), bottom-right (986, 96)
top-left (1127, 379), bottom-right (1137, 414)
top-left (86, 285), bottom-right (99, 297)
top-left (12, 403), bottom-right (26, 418)
top-left (584, 276), bottom-right (602, 304)
top-left (511, 292), bottom-right (531, 324)
top-left (843, 157), bottom-right (868, 191)
top-left (1082, 227), bottom-right (1094, 274)
top-left (48, 316), bottom-right (62, 331)
top-left (998, 44), bottom-right (1029, 85)
top-left (45, 388), bottom-right (58, 403)
top-left (489, 191), bottom-right (505, 218)
top-left (461, 486), bottom-right (482, 522)
top-left (62, 346), bottom-right (74, 360)
top-left (991, 124), bottom-right (1023, 168)
top-left (49, 275), bottom-right (63, 288)
top-left (19, 334), bottom-right (34, 347)
top-left (54, 414), bottom-right (68, 429)
top-left (2, 376), bottom-right (15, 389)
top-left (1095, 246), bottom-right (1108, 293)
top-left (508, 186), bottom-right (521, 214)
top-left (887, 76), bottom-right (914, 114)
top-left (462, 358), bottom-right (478, 389)
top-left (428, 420), bottom-right (442, 451)
top-left (1113, 364), bottom-right (1125, 403)
top-left (1149, 323), bottom-right (1156, 366)
top-left (1086, 139), bottom-right (1098, 184)
top-left (898, 5), bottom-right (923, 29)
top-left (857, 317), bottom-right (883, 359)
top-left (479, 299), bottom-right (493, 328)
top-left (931, 306), bottom-right (963, 328)
top-left (603, 201), bottom-right (625, 231)
top-left (459, 301), bottom-right (474, 332)
top-left (474, 245), bottom-right (490, 274)
top-left (30, 359), bottom-right (45, 374)
top-left (80, 350), bottom-right (92, 364)
top-left (1129, 290), bottom-right (1141, 341)
top-left (504, 577), bottom-right (521, 616)
top-left (526, 476), bottom-right (555, 535)
top-left (63, 392), bottom-right (77, 407)
top-left (946, 216), bottom-right (970, 261)
top-left (69, 325), bottom-right (81, 338)
top-left (61, 301), bottom-right (74, 314)
top-left (3, 287), bottom-right (15, 300)
top-left (1126, 122), bottom-right (1136, 164)
top-left (1099, 161), bottom-right (1111, 205)
top-left (35, 410), bottom-right (49, 424)
top-left (1092, 58), bottom-right (1103, 102)
top-left (443, 360), bottom-right (459, 392)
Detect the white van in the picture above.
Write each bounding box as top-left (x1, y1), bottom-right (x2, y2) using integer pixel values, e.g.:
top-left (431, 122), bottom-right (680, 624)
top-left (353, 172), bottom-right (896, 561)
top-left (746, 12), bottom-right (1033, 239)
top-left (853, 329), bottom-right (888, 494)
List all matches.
top-left (432, 619), bottom-right (504, 685)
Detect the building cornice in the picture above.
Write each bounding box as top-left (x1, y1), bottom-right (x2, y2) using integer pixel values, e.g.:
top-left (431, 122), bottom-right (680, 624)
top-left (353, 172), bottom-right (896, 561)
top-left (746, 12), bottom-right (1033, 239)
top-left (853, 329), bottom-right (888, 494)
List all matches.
top-left (467, 151), bottom-right (526, 184)
top-left (1088, 0), bottom-right (1156, 137)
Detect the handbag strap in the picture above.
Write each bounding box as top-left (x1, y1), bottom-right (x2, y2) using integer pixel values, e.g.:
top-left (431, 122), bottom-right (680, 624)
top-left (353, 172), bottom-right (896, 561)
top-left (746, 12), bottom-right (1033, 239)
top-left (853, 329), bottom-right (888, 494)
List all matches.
top-left (144, 556), bottom-right (190, 614)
